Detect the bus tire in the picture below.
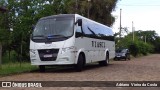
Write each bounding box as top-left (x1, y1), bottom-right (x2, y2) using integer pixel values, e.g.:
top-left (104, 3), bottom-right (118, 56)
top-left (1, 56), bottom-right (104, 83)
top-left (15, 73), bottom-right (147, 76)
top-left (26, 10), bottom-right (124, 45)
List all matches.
top-left (99, 53), bottom-right (109, 66)
top-left (39, 65), bottom-right (45, 72)
top-left (75, 54), bottom-right (85, 72)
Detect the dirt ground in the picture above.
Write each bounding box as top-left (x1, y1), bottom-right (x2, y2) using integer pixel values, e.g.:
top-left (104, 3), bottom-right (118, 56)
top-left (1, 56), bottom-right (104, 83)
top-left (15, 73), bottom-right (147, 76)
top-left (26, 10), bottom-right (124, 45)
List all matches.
top-left (0, 54), bottom-right (160, 90)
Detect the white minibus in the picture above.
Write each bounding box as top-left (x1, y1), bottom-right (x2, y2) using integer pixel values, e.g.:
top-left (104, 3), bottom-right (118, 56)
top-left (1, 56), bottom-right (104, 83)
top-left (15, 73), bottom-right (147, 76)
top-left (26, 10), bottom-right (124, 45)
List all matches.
top-left (30, 14), bottom-right (115, 72)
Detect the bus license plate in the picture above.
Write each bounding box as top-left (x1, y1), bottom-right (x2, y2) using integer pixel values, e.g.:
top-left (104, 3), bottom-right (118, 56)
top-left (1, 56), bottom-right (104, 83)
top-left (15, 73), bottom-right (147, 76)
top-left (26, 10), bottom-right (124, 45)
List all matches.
top-left (44, 54), bottom-right (52, 58)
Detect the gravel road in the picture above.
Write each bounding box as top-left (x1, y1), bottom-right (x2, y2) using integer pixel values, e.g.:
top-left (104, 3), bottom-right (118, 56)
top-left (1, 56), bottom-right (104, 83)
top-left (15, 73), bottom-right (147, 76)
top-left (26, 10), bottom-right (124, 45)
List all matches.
top-left (0, 54), bottom-right (160, 90)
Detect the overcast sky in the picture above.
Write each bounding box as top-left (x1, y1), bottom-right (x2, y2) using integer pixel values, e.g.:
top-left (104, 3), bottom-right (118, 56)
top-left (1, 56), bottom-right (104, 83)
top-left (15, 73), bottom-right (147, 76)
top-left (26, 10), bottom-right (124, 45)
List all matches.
top-left (112, 0), bottom-right (160, 36)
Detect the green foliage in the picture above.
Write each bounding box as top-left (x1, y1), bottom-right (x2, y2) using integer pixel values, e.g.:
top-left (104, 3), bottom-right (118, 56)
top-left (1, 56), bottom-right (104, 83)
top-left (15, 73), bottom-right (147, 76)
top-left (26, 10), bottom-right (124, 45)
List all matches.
top-left (116, 31), bottom-right (156, 57)
top-left (153, 36), bottom-right (160, 52)
top-left (2, 50), bottom-right (18, 64)
top-left (0, 62), bottom-right (37, 76)
top-left (65, 0), bottom-right (118, 26)
top-left (129, 43), bottom-right (138, 57)
top-left (132, 30), bottom-right (159, 53)
top-left (129, 41), bottom-right (154, 57)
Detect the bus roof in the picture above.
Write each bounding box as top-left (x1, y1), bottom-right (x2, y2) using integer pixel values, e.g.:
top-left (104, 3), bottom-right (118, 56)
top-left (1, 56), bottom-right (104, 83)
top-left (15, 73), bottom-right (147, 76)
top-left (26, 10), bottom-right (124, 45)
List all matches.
top-left (39, 14), bottom-right (113, 35)
top-left (75, 14), bottom-right (112, 30)
top-left (40, 14), bottom-right (111, 28)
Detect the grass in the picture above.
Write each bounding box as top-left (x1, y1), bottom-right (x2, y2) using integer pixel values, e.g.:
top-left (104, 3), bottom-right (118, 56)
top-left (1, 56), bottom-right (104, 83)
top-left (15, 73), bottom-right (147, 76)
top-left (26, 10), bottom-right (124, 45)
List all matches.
top-left (0, 62), bottom-right (38, 77)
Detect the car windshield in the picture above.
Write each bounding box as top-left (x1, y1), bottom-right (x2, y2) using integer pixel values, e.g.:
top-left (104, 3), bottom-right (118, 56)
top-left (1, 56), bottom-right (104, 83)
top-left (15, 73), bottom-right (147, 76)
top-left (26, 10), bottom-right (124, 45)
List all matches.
top-left (121, 49), bottom-right (126, 53)
top-left (116, 49), bottom-right (126, 53)
top-left (32, 17), bottom-right (74, 40)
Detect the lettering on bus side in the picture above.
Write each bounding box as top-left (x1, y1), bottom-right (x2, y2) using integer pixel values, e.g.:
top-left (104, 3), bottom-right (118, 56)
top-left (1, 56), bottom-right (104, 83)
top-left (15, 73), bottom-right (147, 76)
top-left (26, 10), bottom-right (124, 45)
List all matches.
top-left (92, 41), bottom-right (105, 48)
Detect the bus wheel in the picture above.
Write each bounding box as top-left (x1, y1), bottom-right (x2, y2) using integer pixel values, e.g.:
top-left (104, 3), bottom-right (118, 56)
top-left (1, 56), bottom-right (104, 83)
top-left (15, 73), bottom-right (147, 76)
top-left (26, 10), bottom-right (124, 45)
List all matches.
top-left (99, 53), bottom-right (109, 66)
top-left (39, 65), bottom-right (45, 72)
top-left (75, 54), bottom-right (85, 72)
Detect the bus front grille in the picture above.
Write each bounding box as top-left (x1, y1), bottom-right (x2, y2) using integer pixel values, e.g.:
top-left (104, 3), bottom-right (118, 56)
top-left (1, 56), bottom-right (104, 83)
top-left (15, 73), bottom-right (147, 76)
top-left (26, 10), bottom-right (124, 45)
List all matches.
top-left (38, 49), bottom-right (59, 61)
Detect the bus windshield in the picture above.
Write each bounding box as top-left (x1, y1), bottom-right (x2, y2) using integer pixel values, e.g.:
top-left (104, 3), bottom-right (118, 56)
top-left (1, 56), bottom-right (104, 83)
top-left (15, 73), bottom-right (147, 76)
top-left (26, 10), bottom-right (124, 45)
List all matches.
top-left (32, 17), bottom-right (74, 41)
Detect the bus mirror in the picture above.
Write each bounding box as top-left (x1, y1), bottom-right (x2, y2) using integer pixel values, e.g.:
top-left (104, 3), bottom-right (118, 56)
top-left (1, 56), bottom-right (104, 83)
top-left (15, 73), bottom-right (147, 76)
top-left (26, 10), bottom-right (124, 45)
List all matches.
top-left (78, 19), bottom-right (82, 26)
top-left (75, 19), bottom-right (82, 26)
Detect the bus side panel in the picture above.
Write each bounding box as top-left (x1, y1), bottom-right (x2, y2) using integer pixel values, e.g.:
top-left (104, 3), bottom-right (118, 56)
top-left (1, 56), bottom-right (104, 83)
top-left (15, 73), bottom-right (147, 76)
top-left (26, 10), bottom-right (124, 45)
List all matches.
top-left (75, 15), bottom-right (115, 64)
top-left (105, 41), bottom-right (115, 59)
top-left (75, 37), bottom-right (93, 64)
top-left (75, 37), bottom-right (114, 63)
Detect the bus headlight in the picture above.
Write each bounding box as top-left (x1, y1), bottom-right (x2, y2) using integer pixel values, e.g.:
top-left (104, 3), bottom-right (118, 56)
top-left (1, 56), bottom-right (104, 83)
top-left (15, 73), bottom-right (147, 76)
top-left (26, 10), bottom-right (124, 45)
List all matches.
top-left (61, 46), bottom-right (74, 54)
top-left (30, 49), bottom-right (36, 57)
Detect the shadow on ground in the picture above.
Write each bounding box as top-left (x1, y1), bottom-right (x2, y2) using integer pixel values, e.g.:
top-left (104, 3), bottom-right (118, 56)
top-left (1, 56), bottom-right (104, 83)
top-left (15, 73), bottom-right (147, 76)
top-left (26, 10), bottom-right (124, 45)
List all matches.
top-left (31, 63), bottom-right (114, 73)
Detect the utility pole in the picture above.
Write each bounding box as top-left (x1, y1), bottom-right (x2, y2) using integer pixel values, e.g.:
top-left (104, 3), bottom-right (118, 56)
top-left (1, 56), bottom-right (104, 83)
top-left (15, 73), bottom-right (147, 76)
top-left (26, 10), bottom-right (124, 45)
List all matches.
top-left (119, 9), bottom-right (122, 38)
top-left (132, 21), bottom-right (135, 41)
top-left (145, 35), bottom-right (146, 43)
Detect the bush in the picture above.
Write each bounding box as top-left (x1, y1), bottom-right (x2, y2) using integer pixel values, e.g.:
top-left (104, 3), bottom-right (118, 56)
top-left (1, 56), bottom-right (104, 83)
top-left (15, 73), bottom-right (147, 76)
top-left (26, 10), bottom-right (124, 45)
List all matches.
top-left (128, 41), bottom-right (154, 57)
top-left (129, 43), bottom-right (138, 57)
top-left (2, 50), bottom-right (19, 64)
top-left (116, 37), bottom-right (154, 57)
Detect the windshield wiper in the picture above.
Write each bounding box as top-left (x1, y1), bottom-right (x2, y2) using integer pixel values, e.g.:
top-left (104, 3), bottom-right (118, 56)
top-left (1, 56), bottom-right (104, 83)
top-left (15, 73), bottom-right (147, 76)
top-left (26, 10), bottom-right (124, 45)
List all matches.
top-left (33, 35), bottom-right (45, 37)
top-left (32, 35), bottom-right (45, 39)
top-left (47, 34), bottom-right (67, 39)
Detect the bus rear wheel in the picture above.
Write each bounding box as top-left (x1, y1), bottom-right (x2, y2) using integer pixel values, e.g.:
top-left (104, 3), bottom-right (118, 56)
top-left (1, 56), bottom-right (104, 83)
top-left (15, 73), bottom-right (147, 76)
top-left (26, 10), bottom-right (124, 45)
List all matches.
top-left (75, 54), bottom-right (85, 72)
top-left (99, 53), bottom-right (109, 66)
top-left (39, 65), bottom-right (45, 72)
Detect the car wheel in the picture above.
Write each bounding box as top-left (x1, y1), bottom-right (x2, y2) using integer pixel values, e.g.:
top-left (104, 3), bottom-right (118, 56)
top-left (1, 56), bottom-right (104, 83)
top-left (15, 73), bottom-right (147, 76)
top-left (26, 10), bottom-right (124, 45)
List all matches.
top-left (125, 55), bottom-right (127, 61)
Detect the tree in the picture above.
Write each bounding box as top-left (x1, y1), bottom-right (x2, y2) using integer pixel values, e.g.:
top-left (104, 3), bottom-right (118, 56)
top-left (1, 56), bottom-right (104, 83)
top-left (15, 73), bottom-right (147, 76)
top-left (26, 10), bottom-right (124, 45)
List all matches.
top-left (0, 6), bottom-right (8, 65)
top-left (154, 36), bottom-right (160, 53)
top-left (128, 30), bottom-right (160, 53)
top-left (133, 30), bottom-right (158, 43)
top-left (116, 30), bottom-right (158, 57)
top-left (64, 0), bottom-right (118, 26)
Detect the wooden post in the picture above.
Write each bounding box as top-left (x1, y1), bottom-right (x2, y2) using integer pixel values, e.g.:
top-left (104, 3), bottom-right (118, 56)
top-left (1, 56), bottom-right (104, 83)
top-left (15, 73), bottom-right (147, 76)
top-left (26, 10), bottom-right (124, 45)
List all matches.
top-left (119, 9), bottom-right (122, 38)
top-left (132, 21), bottom-right (135, 42)
top-left (0, 42), bottom-right (2, 68)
